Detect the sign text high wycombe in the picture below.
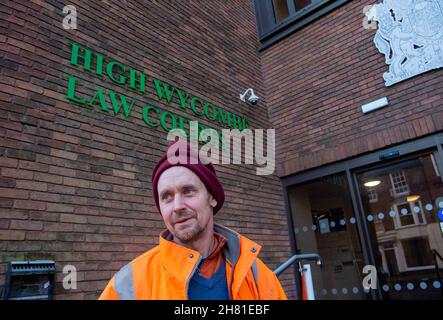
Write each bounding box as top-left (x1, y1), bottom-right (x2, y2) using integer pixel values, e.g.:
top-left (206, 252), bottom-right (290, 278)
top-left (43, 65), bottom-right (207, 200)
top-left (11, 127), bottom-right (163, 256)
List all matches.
top-left (65, 43), bottom-right (250, 143)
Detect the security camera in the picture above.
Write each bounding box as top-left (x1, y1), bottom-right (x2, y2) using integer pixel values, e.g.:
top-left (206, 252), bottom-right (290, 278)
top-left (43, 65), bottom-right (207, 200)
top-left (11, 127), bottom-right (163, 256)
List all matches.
top-left (240, 88), bottom-right (259, 106)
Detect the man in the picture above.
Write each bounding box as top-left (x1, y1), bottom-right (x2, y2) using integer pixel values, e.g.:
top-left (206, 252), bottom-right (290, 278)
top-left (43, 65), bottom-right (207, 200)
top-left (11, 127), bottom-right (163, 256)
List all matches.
top-left (99, 141), bottom-right (287, 300)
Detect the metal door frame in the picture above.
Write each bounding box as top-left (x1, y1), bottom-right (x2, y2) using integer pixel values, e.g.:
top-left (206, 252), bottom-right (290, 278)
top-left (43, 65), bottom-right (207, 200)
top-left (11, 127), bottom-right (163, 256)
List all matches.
top-left (281, 132), bottom-right (443, 300)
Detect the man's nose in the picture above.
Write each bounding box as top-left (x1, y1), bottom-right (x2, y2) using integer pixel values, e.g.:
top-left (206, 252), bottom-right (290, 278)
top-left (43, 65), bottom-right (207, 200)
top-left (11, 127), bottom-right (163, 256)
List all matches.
top-left (172, 194), bottom-right (186, 212)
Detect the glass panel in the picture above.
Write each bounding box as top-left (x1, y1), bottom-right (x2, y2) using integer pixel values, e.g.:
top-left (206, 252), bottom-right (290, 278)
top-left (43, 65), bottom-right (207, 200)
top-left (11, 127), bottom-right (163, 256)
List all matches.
top-left (356, 153), bottom-right (443, 300)
top-left (9, 275), bottom-right (51, 299)
top-left (272, 0), bottom-right (290, 22)
top-left (294, 0), bottom-right (312, 11)
top-left (384, 249), bottom-right (399, 275)
top-left (402, 238), bottom-right (434, 268)
top-left (288, 173), bottom-right (367, 300)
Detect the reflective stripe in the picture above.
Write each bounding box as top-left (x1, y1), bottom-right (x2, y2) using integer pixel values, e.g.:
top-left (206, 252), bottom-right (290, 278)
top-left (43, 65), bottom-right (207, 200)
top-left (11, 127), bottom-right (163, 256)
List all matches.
top-left (114, 263), bottom-right (135, 300)
top-left (251, 260), bottom-right (258, 286)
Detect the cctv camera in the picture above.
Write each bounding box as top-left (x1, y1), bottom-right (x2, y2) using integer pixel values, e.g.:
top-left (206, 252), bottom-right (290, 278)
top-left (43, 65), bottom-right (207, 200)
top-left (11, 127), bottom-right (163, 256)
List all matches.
top-left (240, 88), bottom-right (259, 106)
top-left (248, 94), bottom-right (259, 105)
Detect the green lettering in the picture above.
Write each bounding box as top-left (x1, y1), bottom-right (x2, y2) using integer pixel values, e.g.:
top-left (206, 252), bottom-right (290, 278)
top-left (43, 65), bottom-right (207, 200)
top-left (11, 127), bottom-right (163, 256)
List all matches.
top-left (217, 107), bottom-right (233, 128)
top-left (142, 106), bottom-right (159, 127)
top-left (204, 103), bottom-right (217, 121)
top-left (106, 61), bottom-right (126, 84)
top-left (232, 114), bottom-right (242, 129)
top-left (153, 79), bottom-right (175, 103)
top-left (190, 97), bottom-right (204, 116)
top-left (70, 43), bottom-right (103, 75)
top-left (243, 117), bottom-right (249, 130)
top-left (108, 91), bottom-right (136, 118)
top-left (176, 89), bottom-right (189, 110)
top-left (87, 88), bottom-right (109, 111)
top-left (129, 69), bottom-right (146, 93)
top-left (160, 111), bottom-right (177, 131)
top-left (66, 76), bottom-right (87, 105)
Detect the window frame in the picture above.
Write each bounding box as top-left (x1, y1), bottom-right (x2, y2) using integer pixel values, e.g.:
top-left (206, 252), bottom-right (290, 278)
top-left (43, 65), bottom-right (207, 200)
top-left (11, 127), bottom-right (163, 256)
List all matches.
top-left (254, 0), bottom-right (351, 51)
top-left (392, 200), bottom-right (426, 229)
top-left (399, 237), bottom-right (435, 271)
top-left (389, 170), bottom-right (410, 197)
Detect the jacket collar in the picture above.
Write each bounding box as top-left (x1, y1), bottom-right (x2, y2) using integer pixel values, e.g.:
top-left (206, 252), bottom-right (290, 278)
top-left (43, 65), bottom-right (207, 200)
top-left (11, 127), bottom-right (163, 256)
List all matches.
top-left (158, 223), bottom-right (262, 285)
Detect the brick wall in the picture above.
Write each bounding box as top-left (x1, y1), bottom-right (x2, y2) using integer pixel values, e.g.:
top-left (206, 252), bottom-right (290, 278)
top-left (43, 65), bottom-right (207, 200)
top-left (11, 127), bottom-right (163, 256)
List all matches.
top-left (0, 0), bottom-right (295, 299)
top-left (260, 0), bottom-right (443, 178)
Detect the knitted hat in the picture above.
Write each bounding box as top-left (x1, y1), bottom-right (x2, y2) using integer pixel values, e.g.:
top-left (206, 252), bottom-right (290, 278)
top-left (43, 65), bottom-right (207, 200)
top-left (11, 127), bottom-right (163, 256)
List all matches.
top-left (151, 140), bottom-right (225, 214)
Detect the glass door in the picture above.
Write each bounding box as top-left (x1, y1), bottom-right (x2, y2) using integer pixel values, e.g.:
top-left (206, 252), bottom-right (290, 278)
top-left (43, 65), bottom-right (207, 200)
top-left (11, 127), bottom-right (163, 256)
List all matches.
top-left (355, 153), bottom-right (443, 300)
top-left (288, 173), bottom-right (368, 300)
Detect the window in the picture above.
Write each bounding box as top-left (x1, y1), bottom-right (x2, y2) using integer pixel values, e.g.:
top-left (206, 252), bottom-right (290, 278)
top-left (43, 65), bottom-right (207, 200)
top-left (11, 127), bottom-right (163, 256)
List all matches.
top-left (254, 0), bottom-right (349, 49)
top-left (294, 0), bottom-right (313, 11)
top-left (401, 238), bottom-right (434, 268)
top-left (393, 201), bottom-right (426, 228)
top-left (273, 0), bottom-right (313, 22)
top-left (367, 187), bottom-right (378, 203)
top-left (396, 203), bottom-right (415, 226)
top-left (273, 0), bottom-right (290, 22)
top-left (389, 171), bottom-right (410, 196)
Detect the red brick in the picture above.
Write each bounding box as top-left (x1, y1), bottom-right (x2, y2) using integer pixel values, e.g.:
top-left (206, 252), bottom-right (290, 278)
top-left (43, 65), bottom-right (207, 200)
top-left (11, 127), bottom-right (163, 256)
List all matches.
top-left (0, 187), bottom-right (29, 199)
top-left (53, 132), bottom-right (80, 145)
top-left (47, 203), bottom-right (75, 213)
top-left (0, 177), bottom-right (15, 187)
top-left (7, 37), bottom-right (35, 52)
top-left (0, 230), bottom-right (25, 240)
top-left (0, 157), bottom-right (18, 168)
top-left (63, 177), bottom-right (90, 188)
top-left (0, 84), bottom-right (28, 98)
top-left (112, 169), bottom-right (135, 179)
top-left (43, 222), bottom-right (74, 232)
top-left (50, 149), bottom-right (78, 161)
top-left (10, 219), bottom-right (43, 231)
top-left (16, 180), bottom-right (47, 191)
top-left (0, 219), bottom-right (10, 229)
top-left (113, 185), bottom-right (136, 195)
top-left (18, 160), bottom-right (49, 172)
top-left (59, 213), bottom-right (87, 224)
top-left (25, 231), bottom-right (57, 241)
top-left (34, 172), bottom-right (63, 184)
top-left (47, 184), bottom-right (76, 195)
top-left (29, 191), bottom-right (61, 202)
top-left (90, 149), bottom-right (115, 160)
top-left (13, 199), bottom-right (46, 210)
top-left (0, 208), bottom-right (28, 219)
top-left (15, 80), bottom-right (44, 94)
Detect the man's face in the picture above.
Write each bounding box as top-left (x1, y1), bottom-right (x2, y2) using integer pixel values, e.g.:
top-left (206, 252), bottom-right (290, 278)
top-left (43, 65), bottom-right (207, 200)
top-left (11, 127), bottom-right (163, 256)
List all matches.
top-left (157, 166), bottom-right (217, 243)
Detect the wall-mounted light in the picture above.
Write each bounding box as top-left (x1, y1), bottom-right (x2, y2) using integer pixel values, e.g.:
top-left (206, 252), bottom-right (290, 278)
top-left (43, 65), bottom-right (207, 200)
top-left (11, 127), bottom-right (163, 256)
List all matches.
top-left (362, 97), bottom-right (389, 114)
top-left (406, 195), bottom-right (420, 202)
top-left (364, 180), bottom-right (381, 187)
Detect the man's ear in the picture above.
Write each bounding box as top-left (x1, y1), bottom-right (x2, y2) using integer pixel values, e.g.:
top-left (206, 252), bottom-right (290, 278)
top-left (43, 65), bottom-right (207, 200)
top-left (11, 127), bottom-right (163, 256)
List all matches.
top-left (209, 195), bottom-right (217, 208)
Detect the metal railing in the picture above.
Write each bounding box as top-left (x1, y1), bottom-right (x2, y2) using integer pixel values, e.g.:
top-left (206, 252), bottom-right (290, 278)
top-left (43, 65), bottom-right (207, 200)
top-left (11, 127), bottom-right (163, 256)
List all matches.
top-left (273, 253), bottom-right (322, 276)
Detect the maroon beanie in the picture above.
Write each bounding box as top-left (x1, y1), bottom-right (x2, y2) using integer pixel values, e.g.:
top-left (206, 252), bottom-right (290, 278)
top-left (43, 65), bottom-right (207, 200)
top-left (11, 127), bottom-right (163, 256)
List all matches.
top-left (151, 140), bottom-right (225, 215)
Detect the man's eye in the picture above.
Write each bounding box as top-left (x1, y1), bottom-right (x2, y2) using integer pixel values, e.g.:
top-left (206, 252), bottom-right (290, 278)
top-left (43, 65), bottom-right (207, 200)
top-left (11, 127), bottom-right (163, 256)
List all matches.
top-left (162, 194), bottom-right (173, 202)
top-left (184, 188), bottom-right (194, 195)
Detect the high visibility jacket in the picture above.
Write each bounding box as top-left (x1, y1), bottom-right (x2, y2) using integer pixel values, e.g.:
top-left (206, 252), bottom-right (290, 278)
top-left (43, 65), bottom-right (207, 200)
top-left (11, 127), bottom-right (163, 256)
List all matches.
top-left (99, 224), bottom-right (287, 300)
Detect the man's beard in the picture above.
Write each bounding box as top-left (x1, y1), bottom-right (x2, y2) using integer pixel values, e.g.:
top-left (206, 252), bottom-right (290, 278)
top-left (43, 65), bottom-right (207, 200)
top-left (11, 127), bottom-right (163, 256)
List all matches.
top-left (174, 224), bottom-right (203, 243)
top-left (173, 216), bottom-right (205, 243)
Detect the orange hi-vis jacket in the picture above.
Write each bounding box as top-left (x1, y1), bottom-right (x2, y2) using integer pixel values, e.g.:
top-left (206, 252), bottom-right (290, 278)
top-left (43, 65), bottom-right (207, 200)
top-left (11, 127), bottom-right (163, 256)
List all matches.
top-left (99, 224), bottom-right (287, 300)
